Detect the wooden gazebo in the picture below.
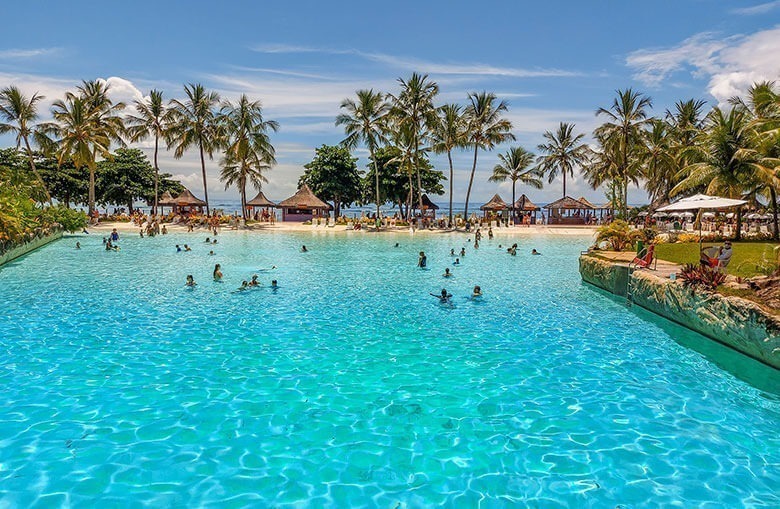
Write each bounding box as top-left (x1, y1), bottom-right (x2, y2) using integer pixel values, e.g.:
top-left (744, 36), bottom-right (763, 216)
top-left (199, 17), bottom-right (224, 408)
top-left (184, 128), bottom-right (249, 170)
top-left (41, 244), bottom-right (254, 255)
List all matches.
top-left (418, 194), bottom-right (439, 219)
top-left (173, 188), bottom-right (206, 215)
top-left (514, 194), bottom-right (541, 225)
top-left (544, 196), bottom-right (593, 225)
top-left (276, 184), bottom-right (331, 222)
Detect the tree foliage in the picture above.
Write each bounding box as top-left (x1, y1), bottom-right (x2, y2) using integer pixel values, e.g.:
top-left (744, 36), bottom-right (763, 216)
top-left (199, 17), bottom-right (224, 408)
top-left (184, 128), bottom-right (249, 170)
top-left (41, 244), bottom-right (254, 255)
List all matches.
top-left (299, 145), bottom-right (361, 218)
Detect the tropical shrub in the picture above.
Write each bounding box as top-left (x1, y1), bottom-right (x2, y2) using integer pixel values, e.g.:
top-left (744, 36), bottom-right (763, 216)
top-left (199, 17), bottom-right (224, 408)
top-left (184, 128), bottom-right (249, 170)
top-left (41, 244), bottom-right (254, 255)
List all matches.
top-left (38, 206), bottom-right (88, 232)
top-left (596, 220), bottom-right (642, 251)
top-left (679, 263), bottom-right (726, 290)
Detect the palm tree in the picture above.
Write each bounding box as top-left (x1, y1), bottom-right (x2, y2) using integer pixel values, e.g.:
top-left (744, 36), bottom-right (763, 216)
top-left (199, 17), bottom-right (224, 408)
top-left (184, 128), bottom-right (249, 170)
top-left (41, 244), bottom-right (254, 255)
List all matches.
top-left (430, 103), bottom-right (467, 226)
top-left (595, 89), bottom-right (653, 217)
top-left (0, 86), bottom-right (52, 203)
top-left (641, 120), bottom-right (677, 207)
top-left (731, 82), bottom-right (780, 239)
top-left (219, 94), bottom-right (279, 219)
top-left (672, 107), bottom-right (774, 241)
top-left (536, 122), bottom-right (590, 198)
top-left (390, 73), bottom-right (439, 212)
top-left (489, 147), bottom-right (542, 224)
top-left (463, 91), bottom-right (515, 222)
top-left (168, 83), bottom-right (221, 215)
top-left (336, 89), bottom-right (389, 219)
top-left (125, 90), bottom-right (170, 214)
top-left (48, 80), bottom-right (125, 215)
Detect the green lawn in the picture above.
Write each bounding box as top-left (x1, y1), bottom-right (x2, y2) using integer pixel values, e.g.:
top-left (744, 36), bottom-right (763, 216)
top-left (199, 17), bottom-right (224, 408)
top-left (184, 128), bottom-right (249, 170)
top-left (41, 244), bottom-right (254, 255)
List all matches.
top-left (654, 242), bottom-right (780, 278)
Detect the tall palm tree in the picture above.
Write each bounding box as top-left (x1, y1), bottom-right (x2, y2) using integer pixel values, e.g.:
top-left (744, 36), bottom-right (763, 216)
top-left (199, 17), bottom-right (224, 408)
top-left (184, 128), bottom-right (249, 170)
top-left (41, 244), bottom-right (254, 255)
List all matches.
top-left (126, 89), bottom-right (170, 214)
top-left (336, 89), bottom-right (389, 219)
top-left (536, 122), bottom-right (590, 198)
top-left (219, 94), bottom-right (279, 219)
top-left (430, 103), bottom-right (467, 225)
top-left (489, 147), bottom-right (542, 223)
top-left (731, 82), bottom-right (780, 239)
top-left (641, 119), bottom-right (677, 207)
top-left (673, 107), bottom-right (773, 241)
top-left (463, 91), bottom-right (515, 221)
top-left (595, 89), bottom-right (653, 217)
top-left (48, 80), bottom-right (125, 215)
top-left (0, 86), bottom-right (52, 203)
top-left (390, 73), bottom-right (439, 212)
top-left (168, 83), bottom-right (221, 215)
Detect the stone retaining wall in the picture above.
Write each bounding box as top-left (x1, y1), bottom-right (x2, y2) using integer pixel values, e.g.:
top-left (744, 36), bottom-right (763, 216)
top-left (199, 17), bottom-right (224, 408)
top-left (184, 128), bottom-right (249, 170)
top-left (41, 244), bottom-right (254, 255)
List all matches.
top-left (579, 254), bottom-right (780, 369)
top-left (0, 230), bottom-right (63, 267)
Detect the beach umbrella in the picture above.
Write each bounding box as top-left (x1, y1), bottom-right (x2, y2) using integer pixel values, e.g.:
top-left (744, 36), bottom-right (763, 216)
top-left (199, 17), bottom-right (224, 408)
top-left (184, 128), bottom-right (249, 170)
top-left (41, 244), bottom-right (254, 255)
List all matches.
top-left (652, 212), bottom-right (667, 218)
top-left (747, 213), bottom-right (761, 219)
top-left (657, 194), bottom-right (747, 249)
top-left (638, 211), bottom-right (648, 217)
top-left (702, 212), bottom-right (715, 218)
top-left (681, 212), bottom-right (695, 218)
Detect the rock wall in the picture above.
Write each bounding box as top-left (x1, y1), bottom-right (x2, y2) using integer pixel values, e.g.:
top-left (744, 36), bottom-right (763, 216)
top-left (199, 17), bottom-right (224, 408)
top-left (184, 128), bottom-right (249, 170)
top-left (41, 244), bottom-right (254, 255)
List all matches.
top-left (579, 254), bottom-right (780, 369)
top-left (0, 230), bottom-right (63, 267)
top-left (578, 255), bottom-right (630, 297)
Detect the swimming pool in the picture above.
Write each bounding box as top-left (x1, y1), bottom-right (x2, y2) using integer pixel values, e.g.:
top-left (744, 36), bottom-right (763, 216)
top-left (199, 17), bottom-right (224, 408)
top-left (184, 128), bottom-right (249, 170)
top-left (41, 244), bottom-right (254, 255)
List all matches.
top-left (0, 230), bottom-right (777, 507)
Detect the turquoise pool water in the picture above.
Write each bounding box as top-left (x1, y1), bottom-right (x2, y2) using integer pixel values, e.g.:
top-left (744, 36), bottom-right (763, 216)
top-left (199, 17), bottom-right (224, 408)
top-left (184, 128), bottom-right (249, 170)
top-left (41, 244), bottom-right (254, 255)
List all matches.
top-left (0, 230), bottom-right (778, 507)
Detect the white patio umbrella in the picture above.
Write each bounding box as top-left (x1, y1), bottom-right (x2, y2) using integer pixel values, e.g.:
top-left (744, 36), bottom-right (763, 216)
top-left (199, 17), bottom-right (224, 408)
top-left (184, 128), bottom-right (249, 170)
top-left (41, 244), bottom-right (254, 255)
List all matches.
top-left (702, 212), bottom-right (716, 218)
top-left (657, 194), bottom-right (747, 249)
top-left (681, 212), bottom-right (695, 218)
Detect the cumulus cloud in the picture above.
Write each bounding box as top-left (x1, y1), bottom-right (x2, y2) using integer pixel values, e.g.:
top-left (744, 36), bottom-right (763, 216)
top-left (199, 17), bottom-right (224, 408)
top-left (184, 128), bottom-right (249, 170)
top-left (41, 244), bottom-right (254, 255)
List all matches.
top-left (626, 26), bottom-right (780, 103)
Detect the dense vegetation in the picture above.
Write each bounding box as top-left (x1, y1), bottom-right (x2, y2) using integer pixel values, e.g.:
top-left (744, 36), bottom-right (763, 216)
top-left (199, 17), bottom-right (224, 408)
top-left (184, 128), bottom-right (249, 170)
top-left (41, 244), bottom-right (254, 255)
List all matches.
top-left (0, 75), bottom-right (778, 233)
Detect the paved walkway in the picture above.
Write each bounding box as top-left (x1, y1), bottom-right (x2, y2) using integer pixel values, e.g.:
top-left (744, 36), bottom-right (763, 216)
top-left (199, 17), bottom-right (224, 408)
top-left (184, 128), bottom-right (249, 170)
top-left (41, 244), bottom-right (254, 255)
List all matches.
top-left (590, 251), bottom-right (682, 279)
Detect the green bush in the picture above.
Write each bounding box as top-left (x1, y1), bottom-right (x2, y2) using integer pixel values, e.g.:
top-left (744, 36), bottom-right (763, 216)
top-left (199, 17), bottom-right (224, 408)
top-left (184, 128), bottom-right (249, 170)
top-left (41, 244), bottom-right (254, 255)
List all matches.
top-left (38, 206), bottom-right (88, 232)
top-left (596, 220), bottom-right (642, 251)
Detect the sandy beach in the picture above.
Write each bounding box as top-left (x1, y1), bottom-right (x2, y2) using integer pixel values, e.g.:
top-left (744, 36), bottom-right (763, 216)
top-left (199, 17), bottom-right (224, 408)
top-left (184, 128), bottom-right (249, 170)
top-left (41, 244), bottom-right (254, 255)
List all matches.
top-left (88, 220), bottom-right (599, 238)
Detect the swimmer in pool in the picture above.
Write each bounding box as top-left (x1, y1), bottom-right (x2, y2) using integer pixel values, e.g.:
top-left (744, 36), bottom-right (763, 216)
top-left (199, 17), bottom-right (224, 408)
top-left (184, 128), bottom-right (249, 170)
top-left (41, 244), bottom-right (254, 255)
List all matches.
top-left (76, 242), bottom-right (81, 249)
top-left (418, 251), bottom-right (427, 268)
top-left (430, 288), bottom-right (452, 304)
top-left (213, 264), bottom-right (223, 282)
top-left (532, 249), bottom-right (541, 255)
top-left (472, 285), bottom-right (483, 298)
top-left (301, 245), bottom-right (308, 252)
top-left (249, 275), bottom-right (259, 287)
top-left (185, 275), bottom-right (197, 287)
top-left (453, 258), bottom-right (460, 265)
top-left (443, 268), bottom-right (452, 278)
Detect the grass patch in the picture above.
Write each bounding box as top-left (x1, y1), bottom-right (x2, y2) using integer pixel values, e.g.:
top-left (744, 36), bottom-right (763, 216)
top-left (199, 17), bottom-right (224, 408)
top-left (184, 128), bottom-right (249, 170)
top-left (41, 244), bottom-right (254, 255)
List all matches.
top-left (717, 286), bottom-right (780, 316)
top-left (654, 242), bottom-right (780, 278)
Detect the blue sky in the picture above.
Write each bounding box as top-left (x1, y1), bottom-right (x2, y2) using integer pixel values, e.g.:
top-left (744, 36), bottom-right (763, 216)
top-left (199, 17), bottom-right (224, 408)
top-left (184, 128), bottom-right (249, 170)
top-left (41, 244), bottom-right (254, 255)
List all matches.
top-left (1, 0), bottom-right (779, 205)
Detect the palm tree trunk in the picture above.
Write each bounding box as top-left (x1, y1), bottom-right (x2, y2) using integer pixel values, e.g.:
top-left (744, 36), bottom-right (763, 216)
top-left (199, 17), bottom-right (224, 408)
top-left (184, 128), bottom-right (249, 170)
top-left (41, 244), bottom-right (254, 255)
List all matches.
top-left (623, 179), bottom-right (629, 219)
top-left (199, 142), bottom-right (210, 216)
top-left (447, 150), bottom-right (454, 226)
top-left (370, 146), bottom-right (380, 223)
top-left (241, 182), bottom-right (247, 220)
top-left (562, 171), bottom-right (566, 198)
top-left (735, 208), bottom-right (743, 241)
top-left (464, 145), bottom-right (479, 224)
top-left (406, 173), bottom-right (414, 221)
top-left (415, 135), bottom-right (423, 212)
top-left (88, 164), bottom-right (96, 216)
top-left (23, 137), bottom-right (52, 205)
top-left (771, 186), bottom-right (779, 241)
top-left (153, 134), bottom-right (159, 215)
top-left (511, 180), bottom-right (516, 225)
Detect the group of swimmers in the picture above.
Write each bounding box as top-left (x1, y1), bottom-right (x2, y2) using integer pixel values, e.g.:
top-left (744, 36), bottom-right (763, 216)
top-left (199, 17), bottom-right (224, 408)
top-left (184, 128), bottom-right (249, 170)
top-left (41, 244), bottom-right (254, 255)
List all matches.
top-left (186, 265), bottom-right (278, 292)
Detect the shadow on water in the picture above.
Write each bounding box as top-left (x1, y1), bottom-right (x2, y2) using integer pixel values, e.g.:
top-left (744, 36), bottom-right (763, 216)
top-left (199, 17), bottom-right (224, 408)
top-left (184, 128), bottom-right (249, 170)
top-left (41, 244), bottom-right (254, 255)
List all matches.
top-left (582, 283), bottom-right (780, 398)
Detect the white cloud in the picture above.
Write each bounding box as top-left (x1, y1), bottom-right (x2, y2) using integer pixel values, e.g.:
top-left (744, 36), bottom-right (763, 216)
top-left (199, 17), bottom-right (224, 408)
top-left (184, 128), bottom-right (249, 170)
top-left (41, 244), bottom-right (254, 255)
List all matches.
top-left (0, 47), bottom-right (60, 59)
top-left (731, 1), bottom-right (780, 15)
top-left (251, 44), bottom-right (582, 78)
top-left (626, 26), bottom-right (780, 103)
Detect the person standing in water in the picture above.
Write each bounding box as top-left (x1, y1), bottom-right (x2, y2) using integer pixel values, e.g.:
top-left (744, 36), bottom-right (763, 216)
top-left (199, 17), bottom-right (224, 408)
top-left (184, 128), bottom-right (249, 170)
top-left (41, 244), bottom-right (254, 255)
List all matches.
top-left (472, 285), bottom-right (483, 298)
top-left (418, 251), bottom-right (427, 268)
top-left (443, 268), bottom-right (452, 278)
top-left (430, 288), bottom-right (452, 304)
top-left (213, 264), bottom-right (223, 282)
top-left (301, 245), bottom-right (308, 253)
top-left (185, 275), bottom-right (197, 287)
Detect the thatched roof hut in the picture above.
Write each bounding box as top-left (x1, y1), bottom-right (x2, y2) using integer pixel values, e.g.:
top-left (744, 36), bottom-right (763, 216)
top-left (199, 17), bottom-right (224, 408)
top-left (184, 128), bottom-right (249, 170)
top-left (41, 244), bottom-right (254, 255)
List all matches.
top-left (514, 194), bottom-right (540, 211)
top-left (246, 191), bottom-right (276, 207)
top-left (421, 194), bottom-right (439, 210)
top-left (480, 194), bottom-right (508, 211)
top-left (158, 191), bottom-right (176, 206)
top-left (577, 196), bottom-right (597, 208)
top-left (544, 196), bottom-right (593, 210)
top-left (277, 184), bottom-right (330, 209)
top-left (174, 188), bottom-right (207, 206)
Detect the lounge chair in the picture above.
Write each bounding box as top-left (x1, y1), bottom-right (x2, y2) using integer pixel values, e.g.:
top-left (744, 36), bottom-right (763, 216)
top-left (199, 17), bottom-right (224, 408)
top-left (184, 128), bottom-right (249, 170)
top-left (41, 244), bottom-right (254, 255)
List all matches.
top-left (632, 244), bottom-right (656, 269)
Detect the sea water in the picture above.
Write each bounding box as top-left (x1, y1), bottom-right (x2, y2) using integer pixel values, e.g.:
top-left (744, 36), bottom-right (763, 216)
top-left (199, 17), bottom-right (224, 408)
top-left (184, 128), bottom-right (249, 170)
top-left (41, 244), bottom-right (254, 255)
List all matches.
top-left (0, 230), bottom-right (777, 507)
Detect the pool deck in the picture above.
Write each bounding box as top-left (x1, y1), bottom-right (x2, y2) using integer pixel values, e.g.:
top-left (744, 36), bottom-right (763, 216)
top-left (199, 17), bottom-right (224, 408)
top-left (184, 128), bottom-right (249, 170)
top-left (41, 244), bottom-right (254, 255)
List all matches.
top-left (589, 250), bottom-right (682, 279)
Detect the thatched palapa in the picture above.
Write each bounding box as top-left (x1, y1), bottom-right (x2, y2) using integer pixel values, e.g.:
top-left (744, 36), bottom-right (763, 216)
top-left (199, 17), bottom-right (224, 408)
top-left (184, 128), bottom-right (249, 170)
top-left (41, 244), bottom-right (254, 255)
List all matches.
top-left (174, 188), bottom-right (207, 206)
top-left (514, 194), bottom-right (539, 211)
top-left (246, 191), bottom-right (276, 207)
top-left (480, 194), bottom-right (508, 211)
top-left (157, 191), bottom-right (175, 206)
top-left (544, 196), bottom-right (593, 210)
top-left (277, 184), bottom-right (331, 222)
